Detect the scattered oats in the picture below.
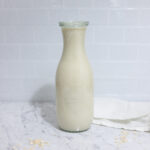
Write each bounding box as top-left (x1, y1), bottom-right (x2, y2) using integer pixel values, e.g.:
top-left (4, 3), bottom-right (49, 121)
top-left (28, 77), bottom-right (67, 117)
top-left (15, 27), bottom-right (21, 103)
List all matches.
top-left (12, 146), bottom-right (18, 150)
top-left (23, 147), bottom-right (28, 150)
top-left (29, 139), bottom-right (49, 148)
top-left (120, 135), bottom-right (127, 143)
top-left (29, 139), bottom-right (34, 145)
top-left (114, 130), bottom-right (129, 146)
top-left (28, 146), bottom-right (35, 150)
top-left (12, 139), bottom-right (49, 150)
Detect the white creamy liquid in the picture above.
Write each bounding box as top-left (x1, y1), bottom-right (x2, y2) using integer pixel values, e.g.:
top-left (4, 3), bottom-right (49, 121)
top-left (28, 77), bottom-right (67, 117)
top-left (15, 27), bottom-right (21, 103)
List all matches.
top-left (56, 27), bottom-right (93, 132)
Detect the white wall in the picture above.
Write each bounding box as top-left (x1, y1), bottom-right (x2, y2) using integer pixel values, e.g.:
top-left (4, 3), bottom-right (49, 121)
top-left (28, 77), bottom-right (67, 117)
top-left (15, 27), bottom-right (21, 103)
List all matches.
top-left (0, 0), bottom-right (150, 102)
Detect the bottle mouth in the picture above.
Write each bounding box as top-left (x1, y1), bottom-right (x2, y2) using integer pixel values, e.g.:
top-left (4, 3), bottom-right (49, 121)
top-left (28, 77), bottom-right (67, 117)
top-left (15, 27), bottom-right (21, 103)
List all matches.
top-left (59, 21), bottom-right (89, 28)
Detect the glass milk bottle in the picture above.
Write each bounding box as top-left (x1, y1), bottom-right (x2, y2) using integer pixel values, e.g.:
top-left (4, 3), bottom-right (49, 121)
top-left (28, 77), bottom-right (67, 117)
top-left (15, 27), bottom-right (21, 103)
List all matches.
top-left (56, 21), bottom-right (93, 132)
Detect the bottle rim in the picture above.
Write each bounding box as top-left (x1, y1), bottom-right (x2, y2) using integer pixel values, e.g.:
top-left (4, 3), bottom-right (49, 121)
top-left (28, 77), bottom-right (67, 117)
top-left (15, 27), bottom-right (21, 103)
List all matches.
top-left (59, 21), bottom-right (89, 28)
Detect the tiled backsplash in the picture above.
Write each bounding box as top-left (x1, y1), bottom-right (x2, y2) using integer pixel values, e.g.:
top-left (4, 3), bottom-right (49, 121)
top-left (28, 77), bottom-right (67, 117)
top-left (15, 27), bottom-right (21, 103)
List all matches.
top-left (0, 0), bottom-right (150, 101)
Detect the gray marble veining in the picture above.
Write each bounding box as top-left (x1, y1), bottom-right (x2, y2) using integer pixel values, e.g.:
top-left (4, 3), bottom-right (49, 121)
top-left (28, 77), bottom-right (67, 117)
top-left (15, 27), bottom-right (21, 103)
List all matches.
top-left (0, 101), bottom-right (150, 150)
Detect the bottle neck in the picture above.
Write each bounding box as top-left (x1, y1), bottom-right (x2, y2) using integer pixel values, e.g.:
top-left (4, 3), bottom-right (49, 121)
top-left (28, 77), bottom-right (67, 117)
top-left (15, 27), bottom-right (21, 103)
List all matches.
top-left (61, 28), bottom-right (86, 59)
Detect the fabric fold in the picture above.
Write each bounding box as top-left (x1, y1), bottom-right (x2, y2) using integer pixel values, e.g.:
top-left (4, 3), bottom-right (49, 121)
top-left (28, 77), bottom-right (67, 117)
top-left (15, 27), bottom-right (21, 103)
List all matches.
top-left (93, 97), bottom-right (150, 131)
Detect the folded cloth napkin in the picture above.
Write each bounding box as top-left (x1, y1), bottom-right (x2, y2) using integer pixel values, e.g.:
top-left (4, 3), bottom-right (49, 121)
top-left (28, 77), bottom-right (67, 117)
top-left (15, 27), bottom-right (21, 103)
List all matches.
top-left (93, 97), bottom-right (150, 131)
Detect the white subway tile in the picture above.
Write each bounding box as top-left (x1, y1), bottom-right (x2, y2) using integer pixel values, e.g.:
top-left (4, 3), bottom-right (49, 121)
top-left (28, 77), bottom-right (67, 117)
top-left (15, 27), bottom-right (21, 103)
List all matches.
top-left (94, 94), bottom-right (149, 101)
top-left (86, 44), bottom-right (109, 60)
top-left (94, 27), bottom-right (124, 43)
top-left (124, 0), bottom-right (150, 8)
top-left (138, 45), bottom-right (150, 60)
top-left (86, 26), bottom-right (94, 44)
top-left (93, 0), bottom-right (125, 8)
top-left (5, 26), bottom-right (35, 43)
top-left (60, 9), bottom-right (80, 21)
top-left (108, 45), bottom-right (138, 60)
top-left (0, 79), bottom-right (22, 93)
top-left (139, 10), bottom-right (150, 26)
top-left (32, 23), bottom-right (93, 44)
top-left (124, 28), bottom-right (150, 43)
top-left (109, 10), bottom-right (139, 26)
top-left (0, 78), bottom-right (26, 101)
top-left (33, 0), bottom-right (62, 8)
top-left (0, 27), bottom-right (5, 43)
top-left (0, 79), bottom-right (55, 101)
top-left (0, 0), bottom-right (4, 8)
top-left (0, 10), bottom-right (18, 25)
top-left (137, 79), bottom-right (150, 94)
top-left (0, 87), bottom-right (24, 102)
top-left (20, 44), bottom-right (62, 60)
top-left (120, 95), bottom-right (150, 101)
top-left (124, 28), bottom-right (139, 43)
top-left (0, 62), bottom-right (9, 78)
top-left (21, 79), bottom-right (50, 93)
top-left (35, 61), bottom-right (58, 79)
top-left (79, 9), bottom-right (108, 25)
top-left (0, 0), bottom-right (150, 102)
top-left (94, 78), bottom-right (138, 95)
top-left (49, 9), bottom-right (80, 25)
top-left (17, 9), bottom-right (49, 25)
top-left (0, 61), bottom-right (37, 78)
top-left (20, 79), bottom-right (55, 101)
top-left (92, 62), bottom-right (137, 78)
top-left (134, 62), bottom-right (150, 77)
top-left (0, 44), bottom-right (19, 60)
top-left (4, 0), bottom-right (34, 8)
top-left (0, 61), bottom-right (57, 79)
top-left (63, 0), bottom-right (92, 8)
top-left (0, 93), bottom-right (11, 101)
top-left (92, 62), bottom-right (150, 79)
top-left (35, 26), bottom-right (61, 43)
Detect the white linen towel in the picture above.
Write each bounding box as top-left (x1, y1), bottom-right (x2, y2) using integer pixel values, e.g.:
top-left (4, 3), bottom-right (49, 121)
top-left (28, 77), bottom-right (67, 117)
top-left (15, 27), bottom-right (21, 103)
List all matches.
top-left (93, 97), bottom-right (150, 131)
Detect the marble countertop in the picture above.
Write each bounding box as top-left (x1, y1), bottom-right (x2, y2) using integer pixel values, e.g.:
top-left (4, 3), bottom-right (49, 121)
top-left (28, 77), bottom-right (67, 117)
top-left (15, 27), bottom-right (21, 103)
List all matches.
top-left (0, 101), bottom-right (150, 150)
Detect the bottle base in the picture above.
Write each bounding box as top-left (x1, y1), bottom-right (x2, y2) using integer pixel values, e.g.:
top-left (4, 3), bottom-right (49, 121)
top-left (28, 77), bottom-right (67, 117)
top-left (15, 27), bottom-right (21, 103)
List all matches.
top-left (58, 126), bottom-right (91, 133)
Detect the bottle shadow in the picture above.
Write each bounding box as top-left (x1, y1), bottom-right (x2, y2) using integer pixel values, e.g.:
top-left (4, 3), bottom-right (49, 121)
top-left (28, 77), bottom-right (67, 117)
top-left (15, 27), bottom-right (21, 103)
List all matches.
top-left (30, 84), bottom-right (58, 129)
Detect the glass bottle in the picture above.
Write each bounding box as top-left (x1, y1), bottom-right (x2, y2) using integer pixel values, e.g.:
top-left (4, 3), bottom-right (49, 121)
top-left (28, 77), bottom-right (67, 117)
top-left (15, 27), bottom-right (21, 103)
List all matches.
top-left (56, 21), bottom-right (93, 132)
